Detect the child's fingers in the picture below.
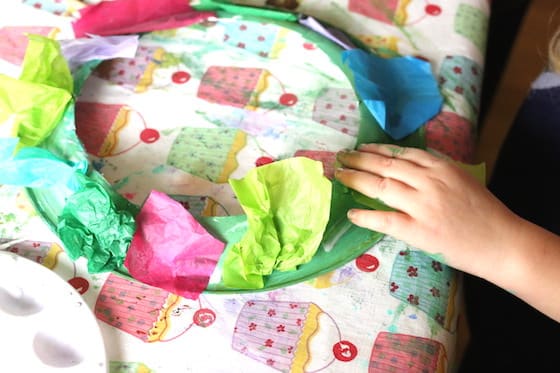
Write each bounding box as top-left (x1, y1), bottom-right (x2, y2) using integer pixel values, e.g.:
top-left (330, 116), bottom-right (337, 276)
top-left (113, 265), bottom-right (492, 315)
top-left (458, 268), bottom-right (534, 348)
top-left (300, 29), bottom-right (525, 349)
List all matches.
top-left (357, 143), bottom-right (442, 168)
top-left (335, 168), bottom-right (415, 210)
top-left (336, 150), bottom-right (425, 188)
top-left (347, 208), bottom-right (413, 238)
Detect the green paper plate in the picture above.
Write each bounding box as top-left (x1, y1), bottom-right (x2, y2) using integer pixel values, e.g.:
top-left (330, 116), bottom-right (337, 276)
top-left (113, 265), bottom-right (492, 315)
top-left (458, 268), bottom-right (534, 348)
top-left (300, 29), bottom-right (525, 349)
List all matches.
top-left (26, 8), bottom-right (424, 292)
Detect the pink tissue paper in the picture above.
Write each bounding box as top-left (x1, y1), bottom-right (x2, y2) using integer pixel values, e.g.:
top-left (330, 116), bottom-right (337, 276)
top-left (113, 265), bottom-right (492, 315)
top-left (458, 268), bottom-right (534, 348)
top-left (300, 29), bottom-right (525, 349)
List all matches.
top-left (72, 0), bottom-right (214, 37)
top-left (124, 190), bottom-right (225, 300)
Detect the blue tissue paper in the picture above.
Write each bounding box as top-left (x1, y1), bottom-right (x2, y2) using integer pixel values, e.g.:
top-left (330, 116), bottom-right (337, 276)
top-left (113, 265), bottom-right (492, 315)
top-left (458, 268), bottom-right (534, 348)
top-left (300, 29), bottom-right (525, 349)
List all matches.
top-left (342, 49), bottom-right (443, 140)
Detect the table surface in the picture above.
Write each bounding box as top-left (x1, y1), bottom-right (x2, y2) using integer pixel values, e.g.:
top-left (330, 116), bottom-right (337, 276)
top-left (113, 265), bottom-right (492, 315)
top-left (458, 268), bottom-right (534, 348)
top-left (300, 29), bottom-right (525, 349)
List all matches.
top-left (0, 1), bottom-right (489, 372)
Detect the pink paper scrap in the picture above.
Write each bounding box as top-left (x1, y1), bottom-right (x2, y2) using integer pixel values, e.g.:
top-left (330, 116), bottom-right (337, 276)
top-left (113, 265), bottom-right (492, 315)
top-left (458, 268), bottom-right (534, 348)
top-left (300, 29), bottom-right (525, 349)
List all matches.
top-left (124, 190), bottom-right (225, 300)
top-left (72, 0), bottom-right (215, 37)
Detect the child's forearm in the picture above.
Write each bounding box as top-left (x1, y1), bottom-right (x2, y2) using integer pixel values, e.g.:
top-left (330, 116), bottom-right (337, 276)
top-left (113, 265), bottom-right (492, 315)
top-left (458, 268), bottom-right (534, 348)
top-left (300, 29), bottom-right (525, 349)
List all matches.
top-left (481, 218), bottom-right (560, 322)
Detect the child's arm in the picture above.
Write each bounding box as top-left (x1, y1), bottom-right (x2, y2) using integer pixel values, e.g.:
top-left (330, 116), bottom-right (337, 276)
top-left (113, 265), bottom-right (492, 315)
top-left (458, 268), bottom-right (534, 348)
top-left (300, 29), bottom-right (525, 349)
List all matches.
top-left (336, 143), bottom-right (560, 322)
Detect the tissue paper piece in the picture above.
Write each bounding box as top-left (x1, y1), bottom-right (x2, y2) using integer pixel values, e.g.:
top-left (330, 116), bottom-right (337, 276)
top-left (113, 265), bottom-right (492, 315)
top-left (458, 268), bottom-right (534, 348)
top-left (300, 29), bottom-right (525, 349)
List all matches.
top-left (342, 49), bottom-right (443, 140)
top-left (0, 137), bottom-right (17, 160)
top-left (0, 34), bottom-right (82, 189)
top-left (0, 137), bottom-right (77, 188)
top-left (0, 26), bottom-right (58, 66)
top-left (0, 34), bottom-right (72, 147)
top-left (72, 0), bottom-right (214, 37)
top-left (59, 35), bottom-right (139, 72)
top-left (57, 173), bottom-right (139, 274)
top-left (124, 190), bottom-right (225, 300)
top-left (222, 157), bottom-right (332, 289)
top-left (0, 75), bottom-right (71, 147)
top-left (19, 34), bottom-right (73, 93)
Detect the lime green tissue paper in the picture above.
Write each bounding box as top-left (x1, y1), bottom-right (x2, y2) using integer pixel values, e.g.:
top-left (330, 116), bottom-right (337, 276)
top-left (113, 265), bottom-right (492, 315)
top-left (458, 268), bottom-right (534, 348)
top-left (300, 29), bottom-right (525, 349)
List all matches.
top-left (0, 34), bottom-right (83, 189)
top-left (222, 157), bottom-right (332, 289)
top-left (0, 34), bottom-right (73, 148)
top-left (0, 75), bottom-right (71, 148)
top-left (19, 34), bottom-right (73, 93)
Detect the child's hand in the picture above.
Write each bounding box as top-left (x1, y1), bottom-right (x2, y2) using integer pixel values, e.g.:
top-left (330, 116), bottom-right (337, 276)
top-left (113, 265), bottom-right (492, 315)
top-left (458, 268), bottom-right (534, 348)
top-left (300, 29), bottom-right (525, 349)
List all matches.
top-left (335, 143), bottom-right (519, 275)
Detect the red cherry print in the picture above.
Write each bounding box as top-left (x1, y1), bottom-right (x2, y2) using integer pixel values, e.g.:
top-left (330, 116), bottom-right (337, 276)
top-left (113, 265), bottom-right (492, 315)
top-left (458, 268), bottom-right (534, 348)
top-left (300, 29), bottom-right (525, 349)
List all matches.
top-left (193, 308), bottom-right (216, 328)
top-left (279, 93), bottom-right (298, 106)
top-left (425, 4), bottom-right (442, 16)
top-left (256, 156), bottom-right (275, 167)
top-left (355, 254), bottom-right (380, 272)
top-left (172, 71), bottom-right (191, 84)
top-left (123, 192), bottom-right (136, 200)
top-left (333, 340), bottom-right (358, 362)
top-left (303, 42), bottom-right (316, 50)
top-left (140, 128), bottom-right (160, 143)
top-left (68, 277), bottom-right (90, 295)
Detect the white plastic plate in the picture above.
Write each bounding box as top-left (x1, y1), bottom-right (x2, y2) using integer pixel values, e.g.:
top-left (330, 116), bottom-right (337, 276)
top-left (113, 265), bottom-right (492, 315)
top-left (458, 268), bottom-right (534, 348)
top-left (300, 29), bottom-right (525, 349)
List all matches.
top-left (0, 250), bottom-right (107, 372)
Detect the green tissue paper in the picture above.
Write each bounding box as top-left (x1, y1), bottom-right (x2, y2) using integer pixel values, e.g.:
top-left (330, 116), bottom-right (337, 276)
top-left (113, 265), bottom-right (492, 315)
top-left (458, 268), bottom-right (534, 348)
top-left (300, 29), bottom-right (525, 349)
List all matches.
top-left (222, 157), bottom-right (332, 288)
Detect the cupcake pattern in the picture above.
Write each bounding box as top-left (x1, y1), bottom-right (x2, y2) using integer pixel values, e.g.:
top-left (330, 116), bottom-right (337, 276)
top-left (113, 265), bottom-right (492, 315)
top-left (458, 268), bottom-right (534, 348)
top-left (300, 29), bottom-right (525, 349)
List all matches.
top-left (232, 300), bottom-right (359, 373)
top-left (312, 87), bottom-right (360, 136)
top-left (438, 55), bottom-right (484, 116)
top-left (2, 0), bottom-right (489, 371)
top-left (369, 332), bottom-right (447, 372)
top-left (94, 45), bottom-right (165, 93)
top-left (220, 19), bottom-right (289, 58)
top-left (348, 0), bottom-right (410, 25)
top-left (389, 249), bottom-right (457, 331)
top-left (166, 127), bottom-right (247, 183)
top-left (95, 273), bottom-right (216, 342)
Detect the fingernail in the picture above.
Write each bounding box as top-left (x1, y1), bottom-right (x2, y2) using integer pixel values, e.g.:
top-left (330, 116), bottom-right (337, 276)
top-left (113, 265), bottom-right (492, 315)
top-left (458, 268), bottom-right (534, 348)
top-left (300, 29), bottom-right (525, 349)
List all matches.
top-left (347, 209), bottom-right (356, 219)
top-left (336, 153), bottom-right (349, 164)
